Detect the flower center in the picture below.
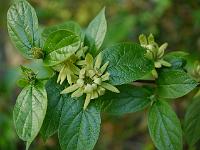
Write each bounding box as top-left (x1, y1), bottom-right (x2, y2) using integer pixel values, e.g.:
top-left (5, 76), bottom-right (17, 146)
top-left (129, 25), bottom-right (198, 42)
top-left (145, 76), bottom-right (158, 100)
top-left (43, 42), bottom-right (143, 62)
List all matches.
top-left (84, 76), bottom-right (94, 84)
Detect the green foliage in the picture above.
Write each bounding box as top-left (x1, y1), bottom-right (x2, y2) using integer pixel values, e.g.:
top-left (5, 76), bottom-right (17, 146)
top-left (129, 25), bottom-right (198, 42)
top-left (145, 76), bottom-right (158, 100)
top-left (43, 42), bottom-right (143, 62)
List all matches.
top-left (13, 80), bottom-right (47, 149)
top-left (42, 21), bottom-right (82, 39)
top-left (184, 93), bottom-right (200, 146)
top-left (7, 0), bottom-right (41, 59)
top-left (164, 51), bottom-right (188, 69)
top-left (85, 7), bottom-right (107, 55)
top-left (59, 97), bottom-right (101, 150)
top-left (43, 30), bottom-right (81, 66)
top-left (148, 100), bottom-right (182, 150)
top-left (102, 43), bottom-right (154, 85)
top-left (156, 68), bottom-right (198, 99)
top-left (7, 0), bottom-right (200, 149)
top-left (40, 75), bottom-right (65, 140)
top-left (98, 85), bottom-right (152, 115)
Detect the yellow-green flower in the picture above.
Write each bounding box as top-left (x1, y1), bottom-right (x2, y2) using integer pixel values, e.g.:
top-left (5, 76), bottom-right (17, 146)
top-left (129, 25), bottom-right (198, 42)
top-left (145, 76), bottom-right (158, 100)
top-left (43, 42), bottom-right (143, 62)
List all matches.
top-left (61, 53), bottom-right (120, 110)
top-left (139, 34), bottom-right (171, 78)
top-left (55, 43), bottom-right (88, 85)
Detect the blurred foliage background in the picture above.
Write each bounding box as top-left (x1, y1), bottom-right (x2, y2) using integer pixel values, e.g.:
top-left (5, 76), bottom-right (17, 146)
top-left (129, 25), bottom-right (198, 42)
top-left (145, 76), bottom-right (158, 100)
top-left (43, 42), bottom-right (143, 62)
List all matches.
top-left (1, 0), bottom-right (200, 149)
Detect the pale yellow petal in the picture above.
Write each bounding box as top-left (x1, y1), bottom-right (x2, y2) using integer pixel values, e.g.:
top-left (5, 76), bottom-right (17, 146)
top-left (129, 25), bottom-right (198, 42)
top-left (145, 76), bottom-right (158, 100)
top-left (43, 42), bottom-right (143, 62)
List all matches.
top-left (60, 84), bottom-right (79, 94)
top-left (139, 34), bottom-right (147, 46)
top-left (101, 72), bottom-right (110, 81)
top-left (57, 65), bottom-right (65, 84)
top-left (154, 61), bottom-right (162, 68)
top-left (101, 82), bottom-right (120, 93)
top-left (79, 68), bottom-right (86, 79)
top-left (100, 61), bottom-right (109, 74)
top-left (87, 70), bottom-right (96, 78)
top-left (94, 77), bottom-right (102, 85)
top-left (83, 94), bottom-right (91, 110)
top-left (148, 33), bottom-right (155, 44)
top-left (151, 69), bottom-right (158, 78)
top-left (76, 60), bottom-right (86, 66)
top-left (85, 53), bottom-right (94, 69)
top-left (95, 53), bottom-right (102, 69)
top-left (97, 86), bottom-right (105, 96)
top-left (77, 79), bottom-right (84, 86)
top-left (70, 63), bottom-right (80, 75)
top-left (71, 88), bottom-right (84, 98)
top-left (160, 59), bottom-right (171, 67)
top-left (84, 84), bottom-right (93, 93)
top-left (60, 67), bottom-right (68, 84)
top-left (67, 73), bottom-right (72, 85)
top-left (91, 91), bottom-right (98, 99)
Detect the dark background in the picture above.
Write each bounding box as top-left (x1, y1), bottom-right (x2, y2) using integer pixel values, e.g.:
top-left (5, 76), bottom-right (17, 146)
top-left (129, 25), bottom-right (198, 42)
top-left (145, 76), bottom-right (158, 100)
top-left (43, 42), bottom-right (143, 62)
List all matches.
top-left (0, 0), bottom-right (200, 149)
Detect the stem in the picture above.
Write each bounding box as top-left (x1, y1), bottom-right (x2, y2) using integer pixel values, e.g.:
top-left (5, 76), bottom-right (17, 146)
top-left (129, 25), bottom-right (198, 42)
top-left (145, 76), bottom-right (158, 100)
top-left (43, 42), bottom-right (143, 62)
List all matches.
top-left (133, 80), bottom-right (157, 87)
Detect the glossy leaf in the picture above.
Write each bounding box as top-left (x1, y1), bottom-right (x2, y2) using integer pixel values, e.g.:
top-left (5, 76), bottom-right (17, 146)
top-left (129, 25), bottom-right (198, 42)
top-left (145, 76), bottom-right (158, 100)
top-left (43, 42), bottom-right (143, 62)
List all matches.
top-left (13, 81), bottom-right (47, 148)
top-left (7, 0), bottom-right (41, 59)
top-left (164, 51), bottom-right (188, 69)
top-left (156, 68), bottom-right (198, 98)
top-left (59, 97), bottom-right (101, 150)
top-left (42, 21), bottom-right (82, 39)
top-left (102, 43), bottom-right (154, 85)
top-left (86, 7), bottom-right (107, 52)
top-left (40, 75), bottom-right (65, 140)
top-left (43, 30), bottom-right (81, 66)
top-left (148, 100), bottom-right (182, 150)
top-left (184, 94), bottom-right (200, 145)
top-left (98, 85), bottom-right (152, 115)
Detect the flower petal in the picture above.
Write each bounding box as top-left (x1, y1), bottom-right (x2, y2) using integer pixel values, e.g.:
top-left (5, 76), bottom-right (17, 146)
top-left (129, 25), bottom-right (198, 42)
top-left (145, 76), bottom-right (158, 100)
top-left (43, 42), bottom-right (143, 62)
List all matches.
top-left (101, 72), bottom-right (110, 81)
top-left (83, 94), bottom-right (91, 110)
top-left (91, 91), bottom-right (98, 99)
top-left (101, 82), bottom-right (120, 93)
top-left (139, 34), bottom-right (147, 46)
top-left (60, 84), bottom-right (80, 94)
top-left (94, 52), bottom-right (102, 70)
top-left (85, 53), bottom-right (94, 69)
top-left (100, 61), bottom-right (109, 74)
top-left (71, 88), bottom-right (84, 98)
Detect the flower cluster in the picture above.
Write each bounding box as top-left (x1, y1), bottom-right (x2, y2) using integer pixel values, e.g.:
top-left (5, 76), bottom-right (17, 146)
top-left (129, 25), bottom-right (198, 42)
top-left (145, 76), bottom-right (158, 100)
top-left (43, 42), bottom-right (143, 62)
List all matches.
top-left (59, 52), bottom-right (119, 109)
top-left (55, 42), bottom-right (88, 85)
top-left (139, 34), bottom-right (171, 78)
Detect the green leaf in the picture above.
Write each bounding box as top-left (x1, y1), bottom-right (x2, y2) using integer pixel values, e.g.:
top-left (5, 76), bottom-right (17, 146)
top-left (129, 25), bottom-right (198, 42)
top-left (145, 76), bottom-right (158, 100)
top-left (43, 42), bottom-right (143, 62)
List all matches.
top-left (98, 85), bottom-right (152, 115)
top-left (7, 0), bottom-right (41, 59)
top-left (102, 43), bottom-right (154, 85)
top-left (86, 7), bottom-right (107, 52)
top-left (164, 51), bottom-right (188, 69)
top-left (44, 30), bottom-right (80, 53)
top-left (156, 68), bottom-right (198, 99)
top-left (184, 95), bottom-right (200, 145)
top-left (59, 97), bottom-right (101, 150)
top-left (40, 75), bottom-right (65, 140)
top-left (13, 81), bottom-right (47, 147)
top-left (42, 21), bottom-right (82, 39)
top-left (148, 100), bottom-right (182, 150)
top-left (43, 30), bottom-right (81, 66)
